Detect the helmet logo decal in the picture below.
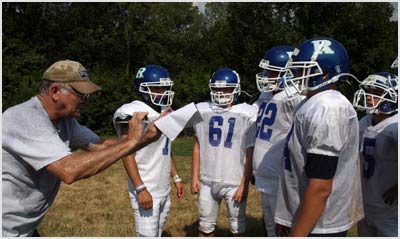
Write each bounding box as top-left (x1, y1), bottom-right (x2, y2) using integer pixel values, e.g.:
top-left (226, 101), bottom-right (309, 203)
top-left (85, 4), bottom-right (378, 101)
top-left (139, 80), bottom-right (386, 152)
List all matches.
top-left (311, 40), bottom-right (334, 55)
top-left (136, 67), bottom-right (146, 79)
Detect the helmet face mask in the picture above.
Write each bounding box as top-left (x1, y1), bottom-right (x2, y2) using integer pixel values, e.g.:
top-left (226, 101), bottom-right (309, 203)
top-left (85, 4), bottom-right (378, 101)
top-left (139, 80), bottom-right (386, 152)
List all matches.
top-left (134, 65), bottom-right (175, 107)
top-left (209, 69), bottom-right (241, 106)
top-left (353, 73), bottom-right (398, 114)
top-left (256, 46), bottom-right (294, 92)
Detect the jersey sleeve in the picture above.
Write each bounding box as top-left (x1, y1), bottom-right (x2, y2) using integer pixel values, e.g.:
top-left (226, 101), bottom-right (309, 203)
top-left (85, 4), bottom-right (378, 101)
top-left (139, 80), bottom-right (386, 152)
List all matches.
top-left (303, 105), bottom-right (351, 157)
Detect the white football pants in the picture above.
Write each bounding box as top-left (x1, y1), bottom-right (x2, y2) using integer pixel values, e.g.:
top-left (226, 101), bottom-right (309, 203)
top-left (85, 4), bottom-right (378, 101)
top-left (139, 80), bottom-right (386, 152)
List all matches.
top-left (198, 182), bottom-right (247, 234)
top-left (129, 193), bottom-right (170, 237)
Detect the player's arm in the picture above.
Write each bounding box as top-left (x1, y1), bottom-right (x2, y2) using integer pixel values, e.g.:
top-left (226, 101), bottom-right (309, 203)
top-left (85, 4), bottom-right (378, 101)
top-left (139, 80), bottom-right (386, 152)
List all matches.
top-left (289, 153), bottom-right (336, 236)
top-left (191, 136), bottom-right (200, 194)
top-left (120, 124), bottom-right (153, 210)
top-left (233, 146), bottom-right (254, 203)
top-left (171, 152), bottom-right (185, 200)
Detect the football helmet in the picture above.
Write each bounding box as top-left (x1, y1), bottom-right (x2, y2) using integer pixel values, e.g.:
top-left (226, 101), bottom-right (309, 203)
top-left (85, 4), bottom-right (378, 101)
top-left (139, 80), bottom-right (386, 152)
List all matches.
top-left (353, 72), bottom-right (398, 114)
top-left (255, 45), bottom-right (295, 92)
top-left (209, 68), bottom-right (241, 106)
top-left (282, 37), bottom-right (354, 97)
top-left (134, 65), bottom-right (174, 106)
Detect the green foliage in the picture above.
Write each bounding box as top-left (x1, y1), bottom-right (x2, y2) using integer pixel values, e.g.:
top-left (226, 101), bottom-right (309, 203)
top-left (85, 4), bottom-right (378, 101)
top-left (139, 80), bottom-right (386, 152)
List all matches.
top-left (3, 2), bottom-right (397, 134)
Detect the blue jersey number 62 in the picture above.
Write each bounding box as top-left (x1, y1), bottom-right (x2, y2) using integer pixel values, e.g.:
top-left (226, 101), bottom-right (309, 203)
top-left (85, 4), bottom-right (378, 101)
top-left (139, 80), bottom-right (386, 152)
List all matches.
top-left (256, 102), bottom-right (277, 141)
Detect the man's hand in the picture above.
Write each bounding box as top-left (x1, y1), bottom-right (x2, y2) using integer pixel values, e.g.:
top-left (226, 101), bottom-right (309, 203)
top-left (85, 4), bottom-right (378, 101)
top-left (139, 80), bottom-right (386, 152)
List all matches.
top-left (191, 177), bottom-right (200, 194)
top-left (127, 112), bottom-right (149, 141)
top-left (138, 189), bottom-right (153, 209)
top-left (175, 182), bottom-right (186, 200)
top-left (383, 185), bottom-right (398, 206)
top-left (232, 183), bottom-right (248, 203)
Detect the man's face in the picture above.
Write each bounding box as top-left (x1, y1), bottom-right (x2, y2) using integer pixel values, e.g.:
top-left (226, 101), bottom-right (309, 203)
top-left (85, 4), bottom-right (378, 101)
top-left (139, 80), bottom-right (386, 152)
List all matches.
top-left (366, 88), bottom-right (384, 108)
top-left (58, 84), bottom-right (89, 118)
top-left (266, 70), bottom-right (280, 78)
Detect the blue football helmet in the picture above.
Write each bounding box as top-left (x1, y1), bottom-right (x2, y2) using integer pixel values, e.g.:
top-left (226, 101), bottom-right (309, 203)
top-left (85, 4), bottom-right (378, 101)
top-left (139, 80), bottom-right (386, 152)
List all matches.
top-left (209, 68), bottom-right (241, 106)
top-left (282, 37), bottom-right (352, 97)
top-left (134, 65), bottom-right (174, 106)
top-left (255, 45), bottom-right (295, 92)
top-left (353, 72), bottom-right (398, 114)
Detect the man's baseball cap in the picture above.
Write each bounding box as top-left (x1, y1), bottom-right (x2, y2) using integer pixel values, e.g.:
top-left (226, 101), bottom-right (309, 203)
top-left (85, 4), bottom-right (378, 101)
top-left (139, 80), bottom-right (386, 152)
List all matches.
top-left (42, 60), bottom-right (102, 94)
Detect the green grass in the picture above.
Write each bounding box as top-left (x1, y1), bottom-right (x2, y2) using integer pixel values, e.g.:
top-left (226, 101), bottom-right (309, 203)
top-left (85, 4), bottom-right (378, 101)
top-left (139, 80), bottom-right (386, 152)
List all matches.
top-left (38, 136), bottom-right (358, 236)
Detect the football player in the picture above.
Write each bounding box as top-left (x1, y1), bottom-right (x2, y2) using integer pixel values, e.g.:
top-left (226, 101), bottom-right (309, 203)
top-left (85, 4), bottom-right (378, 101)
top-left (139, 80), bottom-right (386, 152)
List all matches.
top-left (113, 65), bottom-right (185, 237)
top-left (353, 72), bottom-right (398, 237)
top-left (252, 46), bottom-right (305, 236)
top-left (191, 68), bottom-right (258, 236)
top-left (274, 37), bottom-right (364, 236)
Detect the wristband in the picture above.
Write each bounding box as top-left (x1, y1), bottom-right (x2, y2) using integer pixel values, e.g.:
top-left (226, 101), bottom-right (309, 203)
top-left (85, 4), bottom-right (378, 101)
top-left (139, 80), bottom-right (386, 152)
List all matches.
top-left (173, 175), bottom-right (182, 183)
top-left (135, 184), bottom-right (146, 193)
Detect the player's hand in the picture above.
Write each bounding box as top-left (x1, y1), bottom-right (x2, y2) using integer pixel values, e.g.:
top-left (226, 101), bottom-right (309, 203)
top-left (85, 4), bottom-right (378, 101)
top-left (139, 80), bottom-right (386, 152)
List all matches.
top-left (138, 189), bottom-right (153, 209)
top-left (275, 223), bottom-right (290, 237)
top-left (383, 185), bottom-right (398, 206)
top-left (127, 112), bottom-right (149, 142)
top-left (191, 178), bottom-right (200, 194)
top-left (232, 184), bottom-right (248, 203)
top-left (159, 106), bottom-right (173, 117)
top-left (175, 181), bottom-right (186, 200)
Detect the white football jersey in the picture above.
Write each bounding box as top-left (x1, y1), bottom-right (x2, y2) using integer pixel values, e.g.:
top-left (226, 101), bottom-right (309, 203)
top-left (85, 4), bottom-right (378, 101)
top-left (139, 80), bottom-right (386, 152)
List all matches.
top-left (194, 102), bottom-right (258, 185)
top-left (252, 92), bottom-right (273, 107)
top-left (275, 90), bottom-right (364, 234)
top-left (359, 113), bottom-right (398, 219)
top-left (113, 101), bottom-right (171, 198)
top-left (253, 91), bottom-right (305, 194)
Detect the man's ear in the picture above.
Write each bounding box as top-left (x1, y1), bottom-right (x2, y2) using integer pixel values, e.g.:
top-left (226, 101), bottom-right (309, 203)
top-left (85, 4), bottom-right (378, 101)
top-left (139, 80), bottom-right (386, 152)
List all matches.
top-left (49, 84), bottom-right (61, 101)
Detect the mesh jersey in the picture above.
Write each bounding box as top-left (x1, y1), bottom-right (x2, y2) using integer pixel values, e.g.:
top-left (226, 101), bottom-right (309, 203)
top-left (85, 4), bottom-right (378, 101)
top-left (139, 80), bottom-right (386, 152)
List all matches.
top-left (113, 101), bottom-right (171, 198)
top-left (194, 102), bottom-right (258, 185)
top-left (253, 91), bottom-right (305, 194)
top-left (358, 113), bottom-right (398, 219)
top-left (275, 90), bottom-right (364, 234)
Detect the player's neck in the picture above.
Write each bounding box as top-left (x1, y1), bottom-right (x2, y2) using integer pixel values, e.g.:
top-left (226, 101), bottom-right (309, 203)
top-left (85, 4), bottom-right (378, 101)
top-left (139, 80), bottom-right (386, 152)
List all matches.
top-left (372, 113), bottom-right (391, 126)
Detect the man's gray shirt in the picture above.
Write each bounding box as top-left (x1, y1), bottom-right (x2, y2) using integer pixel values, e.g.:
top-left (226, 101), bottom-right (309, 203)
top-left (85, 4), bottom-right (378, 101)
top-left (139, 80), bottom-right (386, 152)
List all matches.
top-left (2, 96), bottom-right (100, 236)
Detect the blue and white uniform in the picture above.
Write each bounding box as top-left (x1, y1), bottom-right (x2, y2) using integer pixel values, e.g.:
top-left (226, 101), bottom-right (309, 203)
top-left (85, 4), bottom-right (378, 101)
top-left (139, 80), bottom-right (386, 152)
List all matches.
top-left (194, 102), bottom-right (258, 234)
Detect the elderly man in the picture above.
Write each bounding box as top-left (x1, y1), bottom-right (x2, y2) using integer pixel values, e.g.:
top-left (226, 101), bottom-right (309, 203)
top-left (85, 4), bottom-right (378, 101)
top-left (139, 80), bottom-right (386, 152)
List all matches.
top-left (2, 60), bottom-right (166, 236)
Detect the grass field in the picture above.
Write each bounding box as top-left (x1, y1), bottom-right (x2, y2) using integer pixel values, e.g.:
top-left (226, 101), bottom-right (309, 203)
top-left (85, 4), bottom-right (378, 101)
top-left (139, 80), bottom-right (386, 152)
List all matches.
top-left (39, 136), bottom-right (357, 237)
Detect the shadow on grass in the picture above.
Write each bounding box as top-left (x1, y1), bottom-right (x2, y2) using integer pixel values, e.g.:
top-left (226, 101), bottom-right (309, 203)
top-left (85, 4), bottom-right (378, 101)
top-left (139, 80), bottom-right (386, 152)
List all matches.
top-left (174, 216), bottom-right (266, 237)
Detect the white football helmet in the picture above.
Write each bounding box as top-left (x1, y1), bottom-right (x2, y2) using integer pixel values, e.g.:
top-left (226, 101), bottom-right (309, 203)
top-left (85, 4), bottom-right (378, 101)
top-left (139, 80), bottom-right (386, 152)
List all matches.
top-left (353, 72), bottom-right (398, 114)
